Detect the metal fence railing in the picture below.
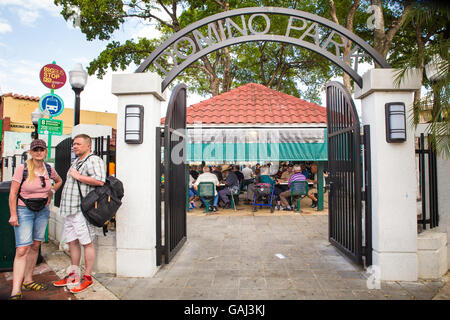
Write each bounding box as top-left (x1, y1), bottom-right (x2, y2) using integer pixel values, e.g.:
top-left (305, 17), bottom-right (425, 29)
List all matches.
top-left (416, 133), bottom-right (439, 232)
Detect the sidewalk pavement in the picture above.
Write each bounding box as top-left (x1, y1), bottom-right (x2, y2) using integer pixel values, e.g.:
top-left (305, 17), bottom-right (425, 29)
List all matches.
top-left (0, 241), bottom-right (117, 300)
top-left (1, 213), bottom-right (449, 300)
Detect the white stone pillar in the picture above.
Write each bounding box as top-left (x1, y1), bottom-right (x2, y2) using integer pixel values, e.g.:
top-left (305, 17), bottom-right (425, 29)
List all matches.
top-left (111, 72), bottom-right (165, 277)
top-left (355, 69), bottom-right (422, 281)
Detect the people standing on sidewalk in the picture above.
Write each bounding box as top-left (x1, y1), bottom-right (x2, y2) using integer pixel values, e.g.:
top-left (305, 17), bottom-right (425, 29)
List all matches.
top-left (8, 139), bottom-right (62, 300)
top-left (53, 134), bottom-right (106, 294)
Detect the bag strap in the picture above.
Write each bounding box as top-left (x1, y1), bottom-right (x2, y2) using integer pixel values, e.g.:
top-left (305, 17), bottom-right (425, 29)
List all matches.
top-left (75, 154), bottom-right (94, 200)
top-left (17, 162), bottom-right (51, 204)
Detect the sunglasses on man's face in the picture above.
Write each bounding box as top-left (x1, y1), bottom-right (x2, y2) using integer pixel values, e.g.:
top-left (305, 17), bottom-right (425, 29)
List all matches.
top-left (40, 176), bottom-right (46, 188)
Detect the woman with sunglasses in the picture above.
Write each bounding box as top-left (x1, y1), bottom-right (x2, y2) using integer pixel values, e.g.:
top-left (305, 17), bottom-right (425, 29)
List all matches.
top-left (8, 139), bottom-right (62, 300)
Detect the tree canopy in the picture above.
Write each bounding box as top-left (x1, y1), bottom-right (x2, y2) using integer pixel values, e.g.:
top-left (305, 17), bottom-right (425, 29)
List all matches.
top-left (54, 0), bottom-right (448, 154)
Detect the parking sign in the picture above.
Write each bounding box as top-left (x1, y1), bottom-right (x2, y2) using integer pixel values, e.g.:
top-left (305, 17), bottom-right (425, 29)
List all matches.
top-left (39, 93), bottom-right (64, 117)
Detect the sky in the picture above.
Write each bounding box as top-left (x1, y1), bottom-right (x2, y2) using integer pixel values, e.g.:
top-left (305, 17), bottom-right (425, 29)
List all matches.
top-left (0, 0), bottom-right (204, 116)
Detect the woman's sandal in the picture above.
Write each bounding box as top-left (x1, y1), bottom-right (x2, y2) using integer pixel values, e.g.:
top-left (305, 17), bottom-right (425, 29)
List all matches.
top-left (8, 292), bottom-right (23, 300)
top-left (22, 281), bottom-right (48, 291)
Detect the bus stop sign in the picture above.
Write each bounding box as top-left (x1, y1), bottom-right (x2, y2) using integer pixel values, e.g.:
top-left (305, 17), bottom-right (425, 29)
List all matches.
top-left (39, 93), bottom-right (64, 117)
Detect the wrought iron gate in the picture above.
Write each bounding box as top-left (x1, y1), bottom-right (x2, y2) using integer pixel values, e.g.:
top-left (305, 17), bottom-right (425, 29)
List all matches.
top-left (326, 81), bottom-right (372, 267)
top-left (156, 84), bottom-right (188, 265)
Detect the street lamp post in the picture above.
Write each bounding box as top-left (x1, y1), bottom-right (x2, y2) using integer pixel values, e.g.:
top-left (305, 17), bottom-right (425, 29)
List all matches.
top-left (69, 63), bottom-right (88, 126)
top-left (31, 107), bottom-right (44, 140)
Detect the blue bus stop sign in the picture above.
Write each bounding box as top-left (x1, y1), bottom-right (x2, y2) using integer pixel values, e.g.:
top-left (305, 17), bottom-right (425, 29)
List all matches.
top-left (39, 93), bottom-right (64, 117)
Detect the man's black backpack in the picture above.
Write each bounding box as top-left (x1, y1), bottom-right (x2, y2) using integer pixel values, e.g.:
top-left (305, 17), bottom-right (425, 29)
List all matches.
top-left (76, 155), bottom-right (124, 228)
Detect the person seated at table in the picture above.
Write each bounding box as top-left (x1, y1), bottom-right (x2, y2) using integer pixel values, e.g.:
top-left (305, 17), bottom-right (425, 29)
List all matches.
top-left (300, 164), bottom-right (309, 179)
top-left (188, 174), bottom-right (197, 210)
top-left (194, 166), bottom-right (220, 212)
top-left (241, 164), bottom-right (253, 190)
top-left (252, 163), bottom-right (261, 173)
top-left (307, 163), bottom-right (325, 208)
top-left (275, 164), bottom-right (286, 180)
top-left (233, 165), bottom-right (244, 188)
top-left (246, 166), bottom-right (274, 203)
top-left (190, 165), bottom-right (199, 180)
top-left (218, 165), bottom-right (240, 209)
top-left (279, 165), bottom-right (307, 211)
top-left (273, 164), bottom-right (294, 209)
top-left (212, 165), bottom-right (223, 182)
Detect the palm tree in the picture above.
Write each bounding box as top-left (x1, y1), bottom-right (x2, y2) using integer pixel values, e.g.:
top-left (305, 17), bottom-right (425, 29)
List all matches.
top-left (392, 2), bottom-right (449, 157)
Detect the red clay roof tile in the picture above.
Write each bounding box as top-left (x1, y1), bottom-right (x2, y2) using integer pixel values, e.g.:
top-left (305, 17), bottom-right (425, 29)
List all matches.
top-left (162, 83), bottom-right (326, 125)
top-left (2, 92), bottom-right (40, 102)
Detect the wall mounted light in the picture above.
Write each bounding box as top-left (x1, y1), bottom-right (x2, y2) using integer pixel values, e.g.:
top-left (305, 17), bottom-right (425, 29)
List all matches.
top-left (385, 102), bottom-right (407, 143)
top-left (125, 105), bottom-right (144, 144)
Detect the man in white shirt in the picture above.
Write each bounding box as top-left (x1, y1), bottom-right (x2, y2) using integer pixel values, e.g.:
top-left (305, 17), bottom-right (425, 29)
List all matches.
top-left (241, 164), bottom-right (253, 190)
top-left (194, 166), bottom-right (220, 212)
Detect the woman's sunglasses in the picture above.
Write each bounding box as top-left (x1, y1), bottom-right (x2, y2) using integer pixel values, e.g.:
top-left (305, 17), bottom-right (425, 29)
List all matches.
top-left (40, 176), bottom-right (46, 188)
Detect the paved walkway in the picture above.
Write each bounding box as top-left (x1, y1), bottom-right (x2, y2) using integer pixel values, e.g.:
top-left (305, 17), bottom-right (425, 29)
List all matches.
top-left (1, 202), bottom-right (448, 300)
top-left (93, 213), bottom-right (446, 300)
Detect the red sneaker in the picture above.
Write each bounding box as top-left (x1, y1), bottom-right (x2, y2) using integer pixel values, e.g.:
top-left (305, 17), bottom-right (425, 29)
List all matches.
top-left (69, 275), bottom-right (93, 293)
top-left (53, 273), bottom-right (78, 287)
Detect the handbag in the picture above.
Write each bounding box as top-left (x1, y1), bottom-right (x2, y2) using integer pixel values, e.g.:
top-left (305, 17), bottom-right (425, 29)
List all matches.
top-left (19, 197), bottom-right (48, 212)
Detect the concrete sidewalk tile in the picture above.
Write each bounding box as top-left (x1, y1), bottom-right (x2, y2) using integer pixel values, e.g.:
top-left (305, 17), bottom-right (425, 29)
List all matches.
top-left (269, 289), bottom-right (300, 300)
top-left (325, 289), bottom-right (357, 300)
top-left (208, 288), bottom-right (240, 300)
top-left (290, 278), bottom-right (321, 289)
top-left (123, 287), bottom-right (182, 300)
top-left (337, 270), bottom-right (365, 279)
top-left (238, 288), bottom-right (271, 300)
top-left (295, 288), bottom-right (328, 299)
top-left (287, 269), bottom-right (315, 279)
top-left (179, 287), bottom-right (209, 300)
top-left (185, 277), bottom-right (213, 288)
top-left (212, 275), bottom-right (239, 288)
top-left (352, 290), bottom-right (388, 300)
top-left (265, 277), bottom-right (295, 290)
top-left (239, 277), bottom-right (267, 289)
top-left (103, 277), bottom-right (138, 298)
top-left (312, 270), bottom-right (342, 280)
top-left (317, 279), bottom-right (351, 290)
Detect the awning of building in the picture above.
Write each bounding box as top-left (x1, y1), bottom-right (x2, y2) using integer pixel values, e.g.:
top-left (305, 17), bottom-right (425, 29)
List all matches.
top-left (186, 127), bottom-right (327, 162)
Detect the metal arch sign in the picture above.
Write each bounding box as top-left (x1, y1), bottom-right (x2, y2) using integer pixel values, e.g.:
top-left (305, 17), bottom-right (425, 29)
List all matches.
top-left (39, 93), bottom-right (64, 117)
top-left (39, 63), bottom-right (67, 89)
top-left (136, 7), bottom-right (390, 90)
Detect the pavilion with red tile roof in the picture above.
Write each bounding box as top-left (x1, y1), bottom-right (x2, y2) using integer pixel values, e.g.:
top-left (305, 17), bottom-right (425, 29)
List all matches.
top-left (184, 83), bottom-right (327, 126)
top-left (162, 83), bottom-right (328, 163)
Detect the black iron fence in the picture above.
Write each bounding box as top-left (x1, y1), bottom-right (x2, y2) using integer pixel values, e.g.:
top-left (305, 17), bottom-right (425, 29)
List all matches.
top-left (93, 136), bottom-right (115, 177)
top-left (416, 133), bottom-right (439, 231)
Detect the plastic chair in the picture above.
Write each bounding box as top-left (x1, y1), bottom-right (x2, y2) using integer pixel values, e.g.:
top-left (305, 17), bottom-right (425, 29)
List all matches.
top-left (198, 182), bottom-right (215, 213)
top-left (290, 181), bottom-right (309, 212)
top-left (252, 183), bottom-right (275, 213)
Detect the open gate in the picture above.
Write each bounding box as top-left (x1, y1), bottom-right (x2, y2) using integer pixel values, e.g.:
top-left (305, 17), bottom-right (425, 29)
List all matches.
top-left (156, 84), bottom-right (188, 265)
top-left (326, 81), bottom-right (372, 267)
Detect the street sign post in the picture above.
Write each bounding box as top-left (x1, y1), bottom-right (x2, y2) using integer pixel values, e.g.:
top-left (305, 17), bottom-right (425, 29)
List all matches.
top-left (38, 61), bottom-right (66, 244)
top-left (38, 118), bottom-right (63, 136)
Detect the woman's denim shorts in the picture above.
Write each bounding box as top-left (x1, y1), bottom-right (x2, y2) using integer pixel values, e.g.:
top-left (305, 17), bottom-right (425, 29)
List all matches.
top-left (14, 205), bottom-right (50, 248)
